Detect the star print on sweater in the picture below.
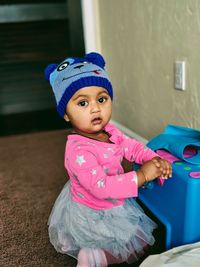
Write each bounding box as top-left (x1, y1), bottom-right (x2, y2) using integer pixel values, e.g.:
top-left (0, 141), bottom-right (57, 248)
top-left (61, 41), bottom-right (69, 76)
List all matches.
top-left (76, 155), bottom-right (86, 166)
top-left (64, 123), bottom-right (158, 210)
top-left (91, 169), bottom-right (97, 175)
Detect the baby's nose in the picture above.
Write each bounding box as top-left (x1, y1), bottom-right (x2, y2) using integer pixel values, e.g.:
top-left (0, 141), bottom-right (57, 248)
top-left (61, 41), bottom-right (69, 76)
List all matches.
top-left (91, 102), bottom-right (100, 113)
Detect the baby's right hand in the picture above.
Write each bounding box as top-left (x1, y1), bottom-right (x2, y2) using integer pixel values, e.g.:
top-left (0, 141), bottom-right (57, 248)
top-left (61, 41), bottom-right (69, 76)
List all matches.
top-left (136, 160), bottom-right (162, 187)
top-left (140, 160), bottom-right (162, 182)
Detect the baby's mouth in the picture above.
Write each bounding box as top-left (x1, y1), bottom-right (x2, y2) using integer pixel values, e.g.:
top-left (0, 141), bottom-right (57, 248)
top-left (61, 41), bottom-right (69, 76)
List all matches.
top-left (91, 117), bottom-right (102, 125)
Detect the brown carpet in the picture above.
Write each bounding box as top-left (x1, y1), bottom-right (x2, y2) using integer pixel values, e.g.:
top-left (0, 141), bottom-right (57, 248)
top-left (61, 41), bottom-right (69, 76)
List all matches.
top-left (1, 129), bottom-right (77, 267)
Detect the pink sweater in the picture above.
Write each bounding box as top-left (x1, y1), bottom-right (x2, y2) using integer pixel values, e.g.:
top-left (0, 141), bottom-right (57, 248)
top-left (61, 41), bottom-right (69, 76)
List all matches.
top-left (64, 123), bottom-right (158, 210)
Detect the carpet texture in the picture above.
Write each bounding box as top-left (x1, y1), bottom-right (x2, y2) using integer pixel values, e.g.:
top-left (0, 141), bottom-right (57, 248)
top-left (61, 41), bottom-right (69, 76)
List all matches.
top-left (1, 129), bottom-right (77, 267)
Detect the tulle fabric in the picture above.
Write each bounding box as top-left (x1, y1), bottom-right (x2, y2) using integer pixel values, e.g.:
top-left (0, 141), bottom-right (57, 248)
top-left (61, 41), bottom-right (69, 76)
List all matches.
top-left (48, 181), bottom-right (157, 263)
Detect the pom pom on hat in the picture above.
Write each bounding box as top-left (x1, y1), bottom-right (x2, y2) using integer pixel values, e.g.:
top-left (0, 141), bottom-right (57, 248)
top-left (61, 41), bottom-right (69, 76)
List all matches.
top-left (44, 64), bottom-right (57, 81)
top-left (84, 52), bottom-right (105, 68)
top-left (45, 52), bottom-right (113, 118)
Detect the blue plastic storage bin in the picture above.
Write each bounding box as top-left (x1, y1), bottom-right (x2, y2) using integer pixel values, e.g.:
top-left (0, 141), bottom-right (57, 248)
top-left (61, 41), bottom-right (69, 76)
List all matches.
top-left (138, 124), bottom-right (200, 251)
top-left (139, 160), bottom-right (200, 250)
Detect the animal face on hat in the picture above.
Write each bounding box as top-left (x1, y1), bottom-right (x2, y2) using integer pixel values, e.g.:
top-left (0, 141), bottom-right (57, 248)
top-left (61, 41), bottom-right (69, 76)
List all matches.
top-left (45, 52), bottom-right (113, 118)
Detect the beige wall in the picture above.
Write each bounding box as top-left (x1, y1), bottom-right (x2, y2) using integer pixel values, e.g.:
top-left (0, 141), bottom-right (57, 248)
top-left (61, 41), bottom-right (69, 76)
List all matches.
top-left (96, 0), bottom-right (200, 139)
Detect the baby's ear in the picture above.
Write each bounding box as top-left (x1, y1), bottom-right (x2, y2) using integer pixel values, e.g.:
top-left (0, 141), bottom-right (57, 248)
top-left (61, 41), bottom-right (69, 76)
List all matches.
top-left (64, 113), bottom-right (70, 122)
top-left (84, 52), bottom-right (105, 69)
top-left (44, 64), bottom-right (58, 81)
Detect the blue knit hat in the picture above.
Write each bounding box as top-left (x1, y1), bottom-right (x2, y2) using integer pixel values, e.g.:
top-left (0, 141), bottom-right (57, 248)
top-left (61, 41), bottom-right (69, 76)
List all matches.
top-left (45, 52), bottom-right (113, 118)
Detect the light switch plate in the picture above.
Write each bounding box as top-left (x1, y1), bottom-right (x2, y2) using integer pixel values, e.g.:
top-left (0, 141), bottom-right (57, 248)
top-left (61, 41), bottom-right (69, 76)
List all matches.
top-left (175, 61), bottom-right (186, 90)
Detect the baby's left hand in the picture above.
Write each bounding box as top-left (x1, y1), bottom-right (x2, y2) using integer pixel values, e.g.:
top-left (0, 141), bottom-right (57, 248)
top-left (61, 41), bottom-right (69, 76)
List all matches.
top-left (152, 157), bottom-right (172, 179)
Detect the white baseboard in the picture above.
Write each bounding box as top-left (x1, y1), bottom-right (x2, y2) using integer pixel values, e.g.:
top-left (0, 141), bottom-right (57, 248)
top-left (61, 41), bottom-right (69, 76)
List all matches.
top-left (111, 120), bottom-right (148, 144)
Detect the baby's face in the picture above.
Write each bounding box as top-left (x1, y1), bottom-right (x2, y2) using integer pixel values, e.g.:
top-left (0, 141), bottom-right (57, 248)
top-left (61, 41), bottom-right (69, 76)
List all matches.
top-left (64, 86), bottom-right (112, 136)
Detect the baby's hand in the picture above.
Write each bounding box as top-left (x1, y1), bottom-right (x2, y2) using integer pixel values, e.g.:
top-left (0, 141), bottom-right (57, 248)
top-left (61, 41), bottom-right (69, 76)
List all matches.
top-left (151, 157), bottom-right (172, 179)
top-left (137, 160), bottom-right (162, 187)
top-left (137, 157), bottom-right (172, 187)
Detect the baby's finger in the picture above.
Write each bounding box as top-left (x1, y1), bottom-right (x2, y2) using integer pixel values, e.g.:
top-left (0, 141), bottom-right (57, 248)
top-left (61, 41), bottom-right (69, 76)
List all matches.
top-left (168, 164), bottom-right (173, 177)
top-left (152, 158), bottom-right (161, 167)
top-left (160, 175), bottom-right (168, 180)
top-left (163, 162), bottom-right (172, 178)
top-left (161, 169), bottom-right (167, 178)
top-left (158, 160), bottom-right (169, 177)
top-left (164, 161), bottom-right (172, 177)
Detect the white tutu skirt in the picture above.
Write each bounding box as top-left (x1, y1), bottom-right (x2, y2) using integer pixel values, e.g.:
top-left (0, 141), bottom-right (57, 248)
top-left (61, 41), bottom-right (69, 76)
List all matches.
top-left (48, 181), bottom-right (157, 263)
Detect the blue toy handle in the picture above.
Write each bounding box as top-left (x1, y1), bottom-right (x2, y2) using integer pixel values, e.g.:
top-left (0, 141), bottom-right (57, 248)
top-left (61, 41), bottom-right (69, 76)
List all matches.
top-left (165, 124), bottom-right (200, 138)
top-left (148, 133), bottom-right (200, 165)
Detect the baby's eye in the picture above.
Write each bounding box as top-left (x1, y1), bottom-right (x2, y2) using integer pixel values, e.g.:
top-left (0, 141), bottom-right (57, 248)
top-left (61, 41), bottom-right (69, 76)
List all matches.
top-left (78, 100), bottom-right (88, 107)
top-left (98, 96), bottom-right (107, 103)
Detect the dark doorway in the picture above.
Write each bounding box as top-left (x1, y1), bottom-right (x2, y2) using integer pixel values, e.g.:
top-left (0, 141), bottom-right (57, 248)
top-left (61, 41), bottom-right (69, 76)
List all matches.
top-left (0, 0), bottom-right (85, 136)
